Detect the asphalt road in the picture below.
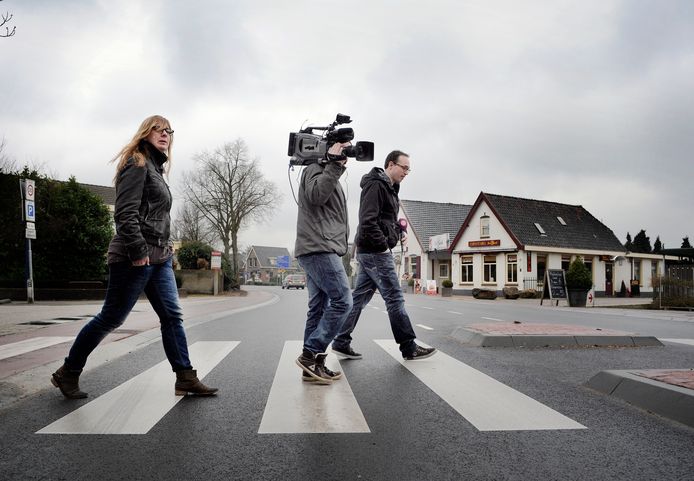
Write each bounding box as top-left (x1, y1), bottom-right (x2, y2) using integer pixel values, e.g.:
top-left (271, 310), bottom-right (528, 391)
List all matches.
top-left (1, 287), bottom-right (693, 481)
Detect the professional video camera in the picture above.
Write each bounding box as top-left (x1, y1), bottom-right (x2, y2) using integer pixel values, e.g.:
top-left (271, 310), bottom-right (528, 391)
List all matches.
top-left (287, 113), bottom-right (374, 166)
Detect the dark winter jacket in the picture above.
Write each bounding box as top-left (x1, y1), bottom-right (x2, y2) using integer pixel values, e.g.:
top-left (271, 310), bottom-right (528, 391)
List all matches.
top-left (111, 141), bottom-right (172, 261)
top-left (294, 161), bottom-right (349, 257)
top-left (354, 167), bottom-right (402, 253)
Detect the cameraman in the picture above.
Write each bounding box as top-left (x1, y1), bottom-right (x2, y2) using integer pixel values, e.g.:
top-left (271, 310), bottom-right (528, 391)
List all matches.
top-left (331, 150), bottom-right (436, 361)
top-left (294, 142), bottom-right (353, 384)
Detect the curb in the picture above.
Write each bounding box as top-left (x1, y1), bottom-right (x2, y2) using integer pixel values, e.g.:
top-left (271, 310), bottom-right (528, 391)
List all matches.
top-left (450, 327), bottom-right (663, 348)
top-left (584, 370), bottom-right (694, 428)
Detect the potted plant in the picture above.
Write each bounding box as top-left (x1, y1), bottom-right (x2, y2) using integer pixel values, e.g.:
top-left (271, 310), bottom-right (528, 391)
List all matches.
top-left (565, 257), bottom-right (592, 307)
top-left (441, 278), bottom-right (453, 297)
top-left (407, 277), bottom-right (415, 293)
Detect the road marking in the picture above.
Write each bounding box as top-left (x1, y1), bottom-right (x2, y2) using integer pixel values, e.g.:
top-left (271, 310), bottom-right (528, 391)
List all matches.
top-left (0, 337), bottom-right (75, 361)
top-left (420, 307), bottom-right (434, 310)
top-left (259, 341), bottom-right (370, 434)
top-left (447, 311), bottom-right (463, 315)
top-left (416, 324), bottom-right (434, 331)
top-left (374, 340), bottom-right (586, 432)
top-left (37, 341), bottom-right (238, 435)
top-left (482, 317), bottom-right (505, 322)
top-left (660, 338), bottom-right (694, 347)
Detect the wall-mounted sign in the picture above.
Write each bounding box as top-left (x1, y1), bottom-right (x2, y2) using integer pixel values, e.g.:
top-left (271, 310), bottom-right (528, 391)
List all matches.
top-left (468, 239), bottom-right (500, 248)
top-left (210, 251), bottom-right (222, 270)
top-left (429, 233), bottom-right (450, 251)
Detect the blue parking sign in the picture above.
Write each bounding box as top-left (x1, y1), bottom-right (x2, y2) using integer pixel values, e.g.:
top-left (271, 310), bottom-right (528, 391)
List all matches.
top-left (25, 200), bottom-right (35, 222)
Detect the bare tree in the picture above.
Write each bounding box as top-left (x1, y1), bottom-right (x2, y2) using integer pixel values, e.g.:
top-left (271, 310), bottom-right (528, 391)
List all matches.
top-left (180, 139), bottom-right (281, 285)
top-left (0, 137), bottom-right (17, 173)
top-left (1, 0), bottom-right (16, 38)
top-left (172, 201), bottom-right (217, 245)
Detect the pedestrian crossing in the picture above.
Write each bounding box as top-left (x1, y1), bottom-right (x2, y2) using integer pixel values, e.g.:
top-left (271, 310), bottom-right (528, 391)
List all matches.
top-left (38, 341), bottom-right (239, 434)
top-left (0, 336), bottom-right (75, 361)
top-left (33, 339), bottom-right (589, 436)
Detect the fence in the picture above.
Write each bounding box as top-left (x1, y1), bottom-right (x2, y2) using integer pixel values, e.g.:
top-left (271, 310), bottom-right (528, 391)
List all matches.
top-left (523, 277), bottom-right (541, 291)
top-left (653, 265), bottom-right (694, 308)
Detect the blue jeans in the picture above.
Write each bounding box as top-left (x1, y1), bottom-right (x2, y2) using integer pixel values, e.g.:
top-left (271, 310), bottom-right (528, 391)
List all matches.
top-left (64, 258), bottom-right (192, 372)
top-left (298, 253), bottom-right (353, 354)
top-left (333, 252), bottom-right (417, 355)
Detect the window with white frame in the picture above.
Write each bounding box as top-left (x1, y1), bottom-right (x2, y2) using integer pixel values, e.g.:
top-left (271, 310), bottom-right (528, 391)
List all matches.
top-left (439, 263), bottom-right (449, 278)
top-left (651, 261), bottom-right (658, 283)
top-left (461, 256), bottom-right (473, 283)
top-left (483, 255), bottom-right (496, 283)
top-left (506, 254), bottom-right (517, 283)
top-left (634, 260), bottom-right (641, 283)
top-left (480, 215), bottom-right (490, 238)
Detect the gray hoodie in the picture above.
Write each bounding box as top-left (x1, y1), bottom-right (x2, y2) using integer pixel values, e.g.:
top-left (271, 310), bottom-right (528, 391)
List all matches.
top-left (294, 161), bottom-right (349, 257)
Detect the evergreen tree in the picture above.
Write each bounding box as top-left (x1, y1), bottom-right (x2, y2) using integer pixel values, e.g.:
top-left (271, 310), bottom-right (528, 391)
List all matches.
top-left (632, 230), bottom-right (652, 253)
top-left (653, 236), bottom-right (662, 254)
top-left (624, 232), bottom-right (633, 251)
top-left (683, 236), bottom-right (692, 249)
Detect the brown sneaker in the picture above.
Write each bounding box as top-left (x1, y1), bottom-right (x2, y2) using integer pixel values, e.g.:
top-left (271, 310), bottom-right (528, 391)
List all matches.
top-left (296, 350), bottom-right (333, 385)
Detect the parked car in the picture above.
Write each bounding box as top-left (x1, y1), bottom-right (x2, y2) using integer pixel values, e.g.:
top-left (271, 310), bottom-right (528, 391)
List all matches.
top-left (282, 274), bottom-right (306, 289)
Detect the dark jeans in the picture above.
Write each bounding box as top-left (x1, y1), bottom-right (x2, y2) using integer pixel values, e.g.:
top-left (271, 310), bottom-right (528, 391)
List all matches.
top-left (333, 252), bottom-right (417, 355)
top-left (64, 258), bottom-right (192, 372)
top-left (298, 253), bottom-right (353, 354)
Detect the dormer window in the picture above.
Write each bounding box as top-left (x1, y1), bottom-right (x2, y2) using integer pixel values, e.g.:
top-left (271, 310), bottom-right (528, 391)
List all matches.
top-left (534, 223), bottom-right (547, 235)
top-left (480, 214), bottom-right (490, 238)
top-left (557, 216), bottom-right (566, 225)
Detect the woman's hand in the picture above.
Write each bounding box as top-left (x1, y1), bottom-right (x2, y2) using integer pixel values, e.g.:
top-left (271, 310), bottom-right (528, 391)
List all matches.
top-left (132, 256), bottom-right (150, 266)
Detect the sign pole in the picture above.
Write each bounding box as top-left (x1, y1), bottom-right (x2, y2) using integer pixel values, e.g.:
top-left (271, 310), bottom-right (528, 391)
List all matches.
top-left (20, 178), bottom-right (36, 303)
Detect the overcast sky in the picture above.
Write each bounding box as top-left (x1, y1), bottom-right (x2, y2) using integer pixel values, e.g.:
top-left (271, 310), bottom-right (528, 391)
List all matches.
top-left (1, 0), bottom-right (692, 253)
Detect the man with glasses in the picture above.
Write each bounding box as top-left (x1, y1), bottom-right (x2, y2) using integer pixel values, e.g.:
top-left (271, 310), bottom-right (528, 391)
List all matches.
top-left (331, 150), bottom-right (437, 361)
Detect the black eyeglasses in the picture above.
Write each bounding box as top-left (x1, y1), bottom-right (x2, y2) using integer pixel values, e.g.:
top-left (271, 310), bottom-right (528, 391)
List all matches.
top-left (394, 162), bottom-right (411, 173)
top-left (153, 126), bottom-right (174, 135)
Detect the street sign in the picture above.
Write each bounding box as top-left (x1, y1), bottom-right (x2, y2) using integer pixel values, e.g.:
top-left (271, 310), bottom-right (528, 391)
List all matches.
top-left (277, 255), bottom-right (290, 268)
top-left (25, 222), bottom-right (37, 239)
top-left (25, 200), bottom-right (35, 222)
top-left (211, 251), bottom-right (222, 270)
top-left (25, 179), bottom-right (35, 201)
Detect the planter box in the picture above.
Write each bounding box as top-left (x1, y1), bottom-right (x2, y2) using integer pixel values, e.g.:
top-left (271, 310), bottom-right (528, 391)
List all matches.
top-left (568, 289), bottom-right (589, 307)
top-left (441, 287), bottom-right (453, 297)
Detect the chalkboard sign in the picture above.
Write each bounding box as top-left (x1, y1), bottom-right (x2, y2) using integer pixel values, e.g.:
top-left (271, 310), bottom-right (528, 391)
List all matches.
top-left (540, 269), bottom-right (567, 306)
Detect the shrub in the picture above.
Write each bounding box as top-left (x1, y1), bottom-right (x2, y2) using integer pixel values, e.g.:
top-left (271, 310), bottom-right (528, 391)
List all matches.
top-left (408, 277), bottom-right (415, 286)
top-left (441, 279), bottom-right (453, 288)
top-left (177, 241), bottom-right (212, 269)
top-left (566, 257), bottom-right (592, 290)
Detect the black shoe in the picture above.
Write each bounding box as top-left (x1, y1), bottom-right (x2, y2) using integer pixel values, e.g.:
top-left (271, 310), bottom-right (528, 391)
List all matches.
top-left (404, 344), bottom-right (437, 360)
top-left (296, 350), bottom-right (333, 385)
top-left (331, 345), bottom-right (363, 360)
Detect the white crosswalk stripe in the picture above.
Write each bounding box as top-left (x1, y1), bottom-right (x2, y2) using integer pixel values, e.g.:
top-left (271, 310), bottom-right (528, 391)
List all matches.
top-left (258, 341), bottom-right (370, 434)
top-left (660, 338), bottom-right (694, 347)
top-left (37, 341), bottom-right (238, 435)
top-left (0, 337), bottom-right (75, 361)
top-left (374, 339), bottom-right (586, 432)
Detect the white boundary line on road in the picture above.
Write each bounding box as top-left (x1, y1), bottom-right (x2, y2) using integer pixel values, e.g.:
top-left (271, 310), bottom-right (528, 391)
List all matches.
top-left (37, 341), bottom-right (238, 435)
top-left (374, 340), bottom-right (586, 432)
top-left (660, 338), bottom-right (694, 347)
top-left (482, 317), bottom-right (505, 322)
top-left (259, 341), bottom-right (370, 434)
top-left (416, 324), bottom-right (434, 331)
top-left (0, 337), bottom-right (75, 361)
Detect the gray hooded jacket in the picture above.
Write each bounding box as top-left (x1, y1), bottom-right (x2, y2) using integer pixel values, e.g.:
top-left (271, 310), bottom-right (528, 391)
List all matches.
top-left (294, 161), bottom-right (349, 257)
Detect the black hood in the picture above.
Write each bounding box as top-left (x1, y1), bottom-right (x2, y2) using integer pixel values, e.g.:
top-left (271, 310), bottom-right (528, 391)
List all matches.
top-left (360, 167), bottom-right (400, 195)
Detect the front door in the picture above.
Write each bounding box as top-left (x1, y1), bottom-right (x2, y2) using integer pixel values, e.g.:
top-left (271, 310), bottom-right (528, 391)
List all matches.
top-left (605, 262), bottom-right (613, 296)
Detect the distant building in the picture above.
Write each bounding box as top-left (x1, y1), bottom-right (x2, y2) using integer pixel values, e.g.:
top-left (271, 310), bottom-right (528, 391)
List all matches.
top-left (400, 192), bottom-right (671, 297)
top-left (243, 245), bottom-right (300, 284)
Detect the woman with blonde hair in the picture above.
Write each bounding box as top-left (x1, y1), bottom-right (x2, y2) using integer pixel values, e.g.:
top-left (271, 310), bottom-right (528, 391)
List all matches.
top-left (52, 115), bottom-right (217, 398)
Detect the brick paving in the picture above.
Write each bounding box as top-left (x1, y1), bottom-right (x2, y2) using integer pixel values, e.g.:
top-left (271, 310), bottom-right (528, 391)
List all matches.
top-left (467, 322), bottom-right (631, 336)
top-left (633, 369), bottom-right (694, 390)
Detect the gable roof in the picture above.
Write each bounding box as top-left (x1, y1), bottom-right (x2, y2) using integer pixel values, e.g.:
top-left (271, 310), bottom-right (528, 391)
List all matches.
top-left (452, 192), bottom-right (626, 253)
top-left (249, 245), bottom-right (292, 267)
top-left (81, 182), bottom-right (116, 206)
top-left (400, 199), bottom-right (472, 251)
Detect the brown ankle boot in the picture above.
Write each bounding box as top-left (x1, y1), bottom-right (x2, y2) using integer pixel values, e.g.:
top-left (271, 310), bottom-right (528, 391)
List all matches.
top-left (175, 369), bottom-right (218, 396)
top-left (51, 364), bottom-right (88, 399)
